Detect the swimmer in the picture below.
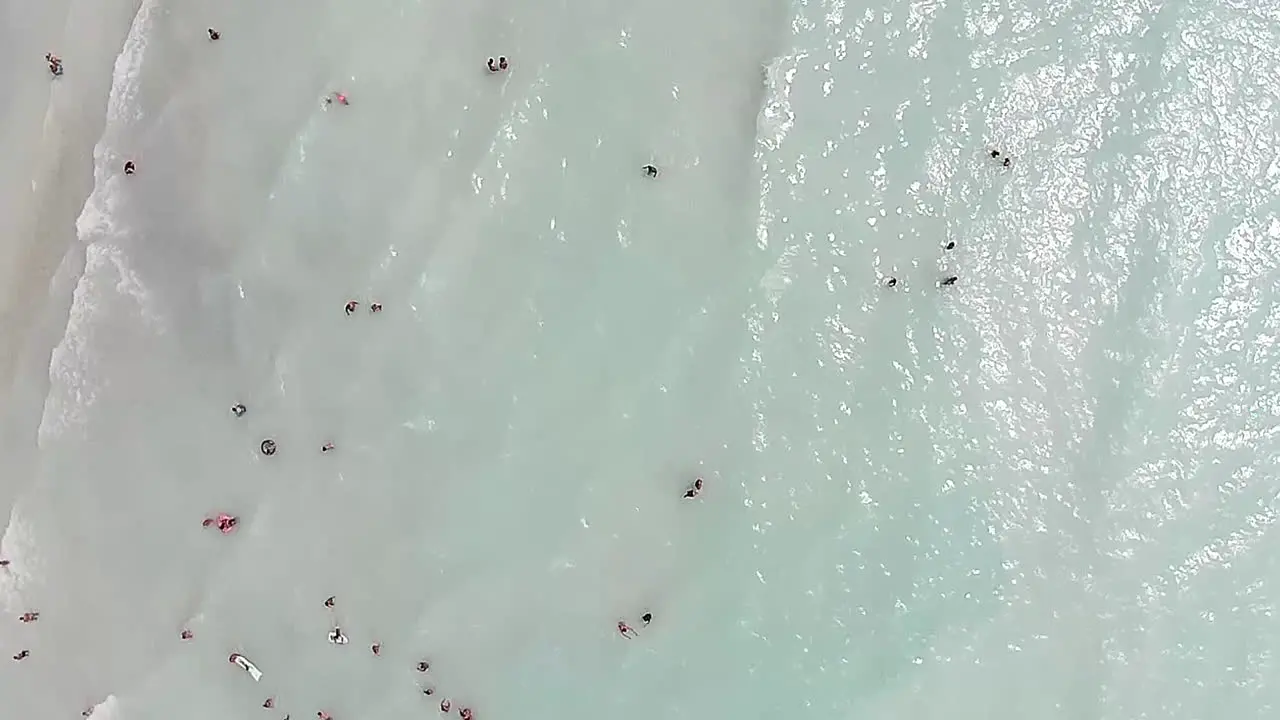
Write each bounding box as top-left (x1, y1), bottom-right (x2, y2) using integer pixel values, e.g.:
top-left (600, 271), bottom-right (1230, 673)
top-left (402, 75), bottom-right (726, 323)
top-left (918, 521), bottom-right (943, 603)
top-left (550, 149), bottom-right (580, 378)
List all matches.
top-left (617, 620), bottom-right (638, 639)
top-left (13, 650), bottom-right (29, 661)
top-left (330, 92), bottom-right (349, 106)
top-left (324, 596), bottom-right (336, 608)
top-left (884, 276), bottom-right (898, 288)
top-left (371, 643), bottom-right (381, 656)
top-left (181, 629), bottom-right (194, 640)
top-left (231, 403), bottom-right (247, 417)
top-left (989, 149), bottom-right (1000, 158)
top-left (642, 164), bottom-right (659, 178)
top-left (264, 698), bottom-right (275, 709)
top-left (261, 438), bottom-right (277, 456)
top-left (683, 477), bottom-right (704, 499)
top-left (345, 300), bottom-right (358, 316)
top-left (417, 661), bottom-right (430, 672)
top-left (369, 303), bottom-right (382, 314)
top-left (641, 611), bottom-right (652, 626)
top-left (945, 241), bottom-right (955, 250)
top-left (19, 612), bottom-right (39, 623)
top-left (440, 699), bottom-right (451, 713)
top-left (321, 442), bottom-right (335, 453)
top-left (940, 276), bottom-right (958, 286)
top-left (202, 513), bottom-right (238, 534)
top-left (208, 28), bottom-right (220, 40)
top-left (318, 713), bottom-right (331, 720)
top-left (422, 687), bottom-right (436, 696)
top-left (45, 53), bottom-right (63, 76)
top-left (460, 708), bottom-right (474, 720)
top-left (1002, 157), bottom-right (1011, 167)
top-left (486, 56), bottom-right (509, 72)
top-left (124, 161), bottom-right (136, 175)
top-left (82, 709), bottom-right (92, 718)
top-left (328, 627), bottom-right (348, 645)
top-left (0, 559), bottom-right (9, 567)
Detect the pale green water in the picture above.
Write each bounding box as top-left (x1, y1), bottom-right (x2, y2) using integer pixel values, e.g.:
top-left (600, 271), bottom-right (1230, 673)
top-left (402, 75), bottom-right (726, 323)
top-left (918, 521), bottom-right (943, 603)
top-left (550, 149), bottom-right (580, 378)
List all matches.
top-left (2, 0), bottom-right (1279, 718)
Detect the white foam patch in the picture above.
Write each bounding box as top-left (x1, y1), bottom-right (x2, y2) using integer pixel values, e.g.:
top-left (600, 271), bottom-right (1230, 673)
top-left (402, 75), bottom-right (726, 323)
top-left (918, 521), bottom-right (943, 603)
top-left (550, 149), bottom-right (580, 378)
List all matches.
top-left (0, 507), bottom-right (40, 612)
top-left (38, 240), bottom-right (159, 443)
top-left (39, 245), bottom-right (111, 443)
top-left (77, 0), bottom-right (160, 239)
top-left (46, 0), bottom-right (164, 444)
top-left (103, 0), bottom-right (160, 125)
top-left (82, 694), bottom-right (122, 720)
top-left (756, 54), bottom-right (799, 153)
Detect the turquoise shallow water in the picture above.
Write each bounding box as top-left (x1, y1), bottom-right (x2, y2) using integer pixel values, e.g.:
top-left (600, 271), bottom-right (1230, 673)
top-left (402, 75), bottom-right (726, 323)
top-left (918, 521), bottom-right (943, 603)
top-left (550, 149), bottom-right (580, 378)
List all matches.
top-left (2, 0), bottom-right (1280, 718)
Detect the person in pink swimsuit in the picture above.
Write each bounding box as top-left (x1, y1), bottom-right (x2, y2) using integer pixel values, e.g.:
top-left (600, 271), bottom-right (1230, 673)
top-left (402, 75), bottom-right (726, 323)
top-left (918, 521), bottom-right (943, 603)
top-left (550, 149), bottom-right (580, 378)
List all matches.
top-left (202, 514), bottom-right (238, 534)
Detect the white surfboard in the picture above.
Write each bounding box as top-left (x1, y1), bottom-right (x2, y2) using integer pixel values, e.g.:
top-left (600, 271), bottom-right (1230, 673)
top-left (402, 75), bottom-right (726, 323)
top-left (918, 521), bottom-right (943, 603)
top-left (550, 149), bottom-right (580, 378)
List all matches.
top-left (229, 653), bottom-right (262, 682)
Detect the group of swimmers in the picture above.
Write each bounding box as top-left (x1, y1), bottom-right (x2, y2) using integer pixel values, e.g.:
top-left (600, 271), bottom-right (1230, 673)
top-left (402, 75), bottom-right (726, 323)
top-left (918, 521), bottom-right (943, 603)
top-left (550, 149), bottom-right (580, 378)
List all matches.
top-left (881, 148), bottom-right (1012, 289)
top-left (9, 607), bottom-right (37, 662)
top-left (217, 594), bottom-right (480, 720)
top-left (616, 611), bottom-right (655, 639)
top-left (173, 37), bottom-right (515, 715)
top-left (14, 24), bottom-right (724, 716)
